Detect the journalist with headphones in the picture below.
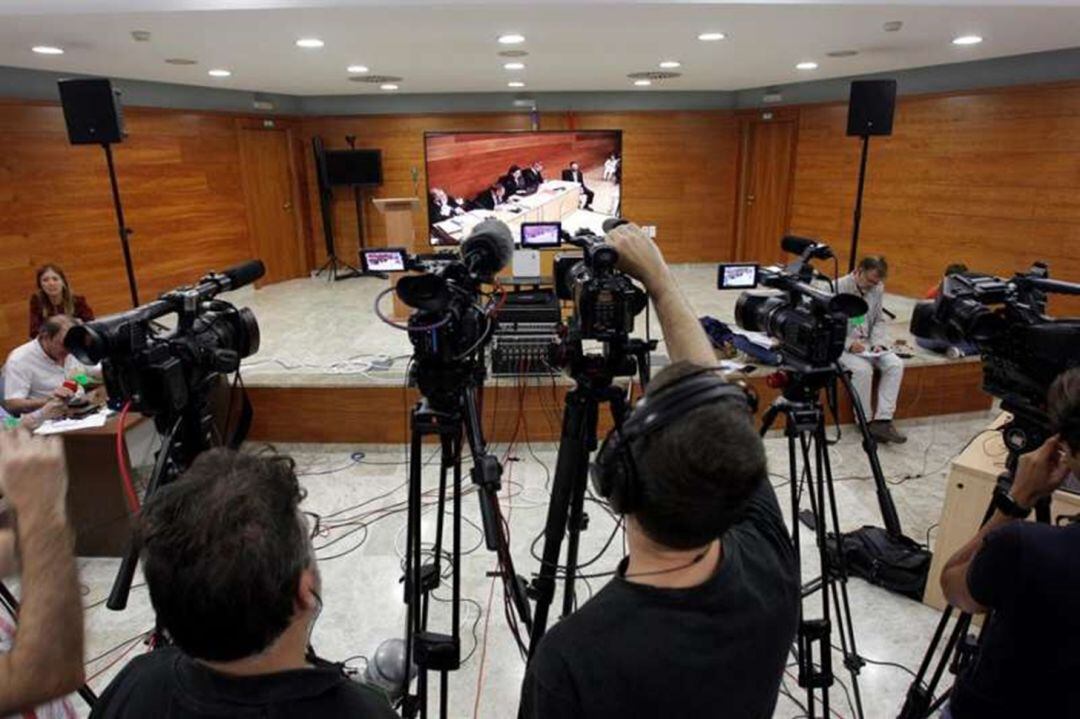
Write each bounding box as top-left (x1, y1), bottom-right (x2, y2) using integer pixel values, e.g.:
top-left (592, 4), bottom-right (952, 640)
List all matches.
top-left (519, 223), bottom-right (799, 719)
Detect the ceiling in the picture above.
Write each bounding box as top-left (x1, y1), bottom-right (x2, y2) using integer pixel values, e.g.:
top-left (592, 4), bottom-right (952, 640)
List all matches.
top-left (0, 1), bottom-right (1078, 95)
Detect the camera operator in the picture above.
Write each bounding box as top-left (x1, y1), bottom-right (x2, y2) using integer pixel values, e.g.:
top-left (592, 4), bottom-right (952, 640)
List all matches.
top-left (91, 449), bottom-right (398, 718)
top-left (519, 224), bottom-right (799, 718)
top-left (0, 429), bottom-right (84, 715)
top-left (837, 256), bottom-right (907, 444)
top-left (940, 367), bottom-right (1080, 718)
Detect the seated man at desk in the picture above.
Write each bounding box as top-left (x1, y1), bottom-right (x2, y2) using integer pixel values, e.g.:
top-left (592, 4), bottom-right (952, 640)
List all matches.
top-left (3, 315), bottom-right (95, 416)
top-left (471, 182), bottom-right (505, 211)
top-left (428, 187), bottom-right (466, 222)
top-left (501, 165), bottom-right (525, 196)
top-left (522, 160), bottom-right (544, 189)
top-left (561, 160), bottom-right (594, 210)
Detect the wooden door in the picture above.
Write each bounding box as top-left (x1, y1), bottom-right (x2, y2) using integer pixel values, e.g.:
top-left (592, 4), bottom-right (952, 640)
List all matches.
top-left (237, 127), bottom-right (306, 285)
top-left (736, 118), bottom-right (798, 265)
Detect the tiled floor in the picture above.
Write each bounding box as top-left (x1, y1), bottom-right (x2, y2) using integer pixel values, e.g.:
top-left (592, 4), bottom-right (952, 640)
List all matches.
top-left (228, 262), bottom-right (971, 389)
top-left (73, 409), bottom-right (995, 718)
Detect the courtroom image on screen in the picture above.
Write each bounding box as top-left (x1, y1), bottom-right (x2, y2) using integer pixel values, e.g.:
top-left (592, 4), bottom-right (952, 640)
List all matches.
top-left (362, 250), bottom-right (407, 273)
top-left (720, 264), bottom-right (759, 289)
top-left (424, 130), bottom-right (622, 246)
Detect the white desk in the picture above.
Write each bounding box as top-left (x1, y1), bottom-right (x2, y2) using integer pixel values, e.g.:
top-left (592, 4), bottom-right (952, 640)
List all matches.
top-left (433, 181), bottom-right (582, 244)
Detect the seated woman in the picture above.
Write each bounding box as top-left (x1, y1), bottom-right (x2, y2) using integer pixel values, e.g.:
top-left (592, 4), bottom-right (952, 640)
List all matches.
top-left (29, 264), bottom-right (94, 339)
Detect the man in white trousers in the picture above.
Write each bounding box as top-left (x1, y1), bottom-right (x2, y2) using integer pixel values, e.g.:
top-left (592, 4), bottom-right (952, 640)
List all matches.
top-left (837, 256), bottom-right (907, 444)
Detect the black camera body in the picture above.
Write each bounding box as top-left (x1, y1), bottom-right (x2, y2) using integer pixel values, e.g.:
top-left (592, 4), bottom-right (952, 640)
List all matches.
top-left (723, 238), bottom-right (866, 373)
top-left (64, 261), bottom-right (263, 419)
top-left (557, 230), bottom-right (647, 343)
top-left (913, 264), bottom-right (1080, 435)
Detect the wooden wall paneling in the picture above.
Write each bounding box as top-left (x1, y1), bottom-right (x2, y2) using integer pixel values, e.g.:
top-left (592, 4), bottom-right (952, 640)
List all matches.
top-left (0, 100), bottom-right (256, 356)
top-left (299, 110), bottom-right (740, 265)
top-left (788, 81), bottom-right (1080, 316)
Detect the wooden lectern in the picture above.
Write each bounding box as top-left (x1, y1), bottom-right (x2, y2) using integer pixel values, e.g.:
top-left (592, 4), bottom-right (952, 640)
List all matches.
top-left (372, 197), bottom-right (421, 319)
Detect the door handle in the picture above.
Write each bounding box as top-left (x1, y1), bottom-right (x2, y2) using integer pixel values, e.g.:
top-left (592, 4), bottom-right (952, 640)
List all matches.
top-left (746, 194), bottom-right (756, 205)
top-left (283, 201), bottom-right (292, 211)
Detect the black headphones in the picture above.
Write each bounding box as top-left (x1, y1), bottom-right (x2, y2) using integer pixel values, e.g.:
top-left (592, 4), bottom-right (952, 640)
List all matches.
top-left (590, 369), bottom-right (758, 515)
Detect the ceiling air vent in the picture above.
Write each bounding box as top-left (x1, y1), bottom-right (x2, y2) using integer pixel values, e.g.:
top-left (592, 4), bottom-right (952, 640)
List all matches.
top-left (350, 75), bottom-right (405, 84)
top-left (498, 50), bottom-right (529, 58)
top-left (626, 71), bottom-right (682, 81)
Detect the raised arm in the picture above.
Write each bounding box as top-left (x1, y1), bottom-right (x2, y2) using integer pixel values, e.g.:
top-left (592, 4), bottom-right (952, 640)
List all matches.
top-left (0, 430), bottom-right (85, 713)
top-left (606, 223), bottom-right (716, 367)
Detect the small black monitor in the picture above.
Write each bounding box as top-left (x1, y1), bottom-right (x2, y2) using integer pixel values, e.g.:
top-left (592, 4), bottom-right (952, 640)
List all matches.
top-left (521, 222), bottom-right (561, 248)
top-left (361, 248), bottom-right (408, 273)
top-left (717, 263), bottom-right (760, 289)
top-left (325, 149), bottom-right (383, 186)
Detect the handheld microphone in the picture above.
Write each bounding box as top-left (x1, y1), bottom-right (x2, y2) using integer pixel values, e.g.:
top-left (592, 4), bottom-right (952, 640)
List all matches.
top-left (781, 236), bottom-right (834, 260)
top-left (461, 219), bottom-right (513, 279)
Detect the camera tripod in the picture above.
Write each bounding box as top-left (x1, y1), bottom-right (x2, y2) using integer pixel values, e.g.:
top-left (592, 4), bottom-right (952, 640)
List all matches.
top-left (527, 339), bottom-right (653, 655)
top-left (400, 366), bottom-right (532, 719)
top-left (898, 404), bottom-right (1051, 719)
top-left (759, 364), bottom-right (871, 719)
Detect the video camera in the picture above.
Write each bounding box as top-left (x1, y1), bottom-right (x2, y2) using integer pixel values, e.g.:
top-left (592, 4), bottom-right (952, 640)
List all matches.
top-left (911, 263), bottom-right (1080, 439)
top-left (555, 221), bottom-right (648, 343)
top-left (364, 220), bottom-right (513, 407)
top-left (721, 236), bottom-right (867, 372)
top-left (64, 260), bottom-right (264, 419)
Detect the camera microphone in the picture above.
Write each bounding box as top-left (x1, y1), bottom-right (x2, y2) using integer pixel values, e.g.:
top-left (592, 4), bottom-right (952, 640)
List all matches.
top-left (220, 260), bottom-right (266, 291)
top-left (350, 638), bottom-right (416, 702)
top-left (601, 217), bottom-right (629, 233)
top-left (781, 235), bottom-right (834, 260)
top-left (461, 219), bottom-right (513, 279)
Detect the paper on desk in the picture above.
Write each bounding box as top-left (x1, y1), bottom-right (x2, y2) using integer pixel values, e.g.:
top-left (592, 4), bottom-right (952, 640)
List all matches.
top-left (34, 409), bottom-right (109, 435)
top-left (856, 349), bottom-right (887, 358)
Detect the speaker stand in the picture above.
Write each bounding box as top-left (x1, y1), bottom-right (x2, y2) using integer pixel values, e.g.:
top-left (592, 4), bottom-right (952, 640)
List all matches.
top-left (847, 134), bottom-right (871, 274)
top-left (103, 142), bottom-right (140, 307)
top-left (352, 185), bottom-right (386, 280)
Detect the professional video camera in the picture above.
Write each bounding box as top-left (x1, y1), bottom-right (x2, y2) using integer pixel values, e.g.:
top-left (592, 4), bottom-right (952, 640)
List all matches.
top-left (911, 263), bottom-right (1080, 438)
top-left (721, 236), bottom-right (867, 372)
top-left (554, 223), bottom-right (648, 343)
top-left (365, 219), bottom-right (512, 407)
top-left (65, 260), bottom-right (264, 422)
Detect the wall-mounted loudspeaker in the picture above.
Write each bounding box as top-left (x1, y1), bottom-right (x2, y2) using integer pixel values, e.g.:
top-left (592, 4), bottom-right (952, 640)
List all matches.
top-left (846, 79), bottom-right (897, 137)
top-left (57, 78), bottom-right (125, 145)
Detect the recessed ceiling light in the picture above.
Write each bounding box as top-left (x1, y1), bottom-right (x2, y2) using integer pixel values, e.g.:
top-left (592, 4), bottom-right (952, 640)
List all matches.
top-left (32, 45), bottom-right (64, 55)
top-left (698, 32), bottom-right (726, 42)
top-left (504, 62), bottom-right (525, 70)
top-left (296, 38), bottom-right (324, 49)
top-left (208, 69), bottom-right (231, 77)
top-left (659, 60), bottom-right (681, 69)
top-left (347, 65), bottom-right (369, 73)
top-left (952, 35), bottom-right (983, 46)
top-left (634, 79), bottom-right (652, 87)
top-left (796, 61), bottom-right (819, 70)
top-left (508, 81), bottom-right (525, 88)
top-left (498, 33), bottom-right (525, 45)
top-left (165, 58), bottom-right (198, 65)
top-left (380, 83), bottom-right (399, 91)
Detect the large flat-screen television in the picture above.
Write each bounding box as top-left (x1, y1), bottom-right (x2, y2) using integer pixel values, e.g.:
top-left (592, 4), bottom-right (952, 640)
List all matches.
top-left (424, 130), bottom-right (622, 246)
top-left (325, 149), bottom-right (383, 186)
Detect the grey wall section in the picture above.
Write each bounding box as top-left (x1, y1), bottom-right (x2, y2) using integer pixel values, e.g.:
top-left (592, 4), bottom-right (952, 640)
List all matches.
top-left (2, 46), bottom-right (1078, 116)
top-left (0, 64), bottom-right (302, 114)
top-left (734, 47), bottom-right (1080, 109)
top-left (300, 90), bottom-right (735, 116)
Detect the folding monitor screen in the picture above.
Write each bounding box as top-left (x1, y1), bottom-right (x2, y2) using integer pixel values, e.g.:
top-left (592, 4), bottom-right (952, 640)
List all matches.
top-left (424, 130), bottom-right (622, 246)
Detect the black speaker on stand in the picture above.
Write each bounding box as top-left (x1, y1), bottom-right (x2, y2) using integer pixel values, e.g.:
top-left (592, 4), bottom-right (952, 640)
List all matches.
top-left (312, 136), bottom-right (361, 282)
top-left (58, 78), bottom-right (140, 307)
top-left (845, 79), bottom-right (897, 273)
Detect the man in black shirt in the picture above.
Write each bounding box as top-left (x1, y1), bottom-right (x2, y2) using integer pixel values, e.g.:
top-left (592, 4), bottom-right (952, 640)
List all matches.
top-left (519, 223), bottom-right (799, 719)
top-left (941, 367), bottom-right (1080, 718)
top-left (90, 450), bottom-right (398, 719)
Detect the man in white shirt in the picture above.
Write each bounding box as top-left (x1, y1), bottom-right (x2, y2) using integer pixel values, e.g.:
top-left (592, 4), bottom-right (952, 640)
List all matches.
top-left (837, 256), bottom-right (907, 444)
top-left (3, 315), bottom-right (86, 415)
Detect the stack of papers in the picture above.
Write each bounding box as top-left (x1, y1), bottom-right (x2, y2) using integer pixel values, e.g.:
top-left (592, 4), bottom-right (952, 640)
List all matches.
top-left (34, 409), bottom-right (109, 435)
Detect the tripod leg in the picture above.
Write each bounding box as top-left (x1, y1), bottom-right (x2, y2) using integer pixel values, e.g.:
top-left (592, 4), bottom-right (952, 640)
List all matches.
top-left (528, 389), bottom-right (593, 657)
top-left (817, 422), bottom-right (865, 719)
top-left (401, 406), bottom-right (424, 718)
top-left (560, 396), bottom-right (597, 619)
